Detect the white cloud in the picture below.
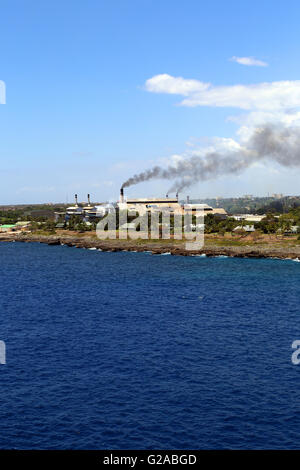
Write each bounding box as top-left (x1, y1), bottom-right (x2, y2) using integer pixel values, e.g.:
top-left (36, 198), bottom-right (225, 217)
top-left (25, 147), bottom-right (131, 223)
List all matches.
top-left (227, 110), bottom-right (300, 142)
top-left (230, 56), bottom-right (268, 67)
top-left (145, 73), bottom-right (210, 96)
top-left (0, 80), bottom-right (6, 104)
top-left (140, 71), bottom-right (300, 196)
top-left (186, 137), bottom-right (243, 157)
top-left (145, 74), bottom-right (300, 111)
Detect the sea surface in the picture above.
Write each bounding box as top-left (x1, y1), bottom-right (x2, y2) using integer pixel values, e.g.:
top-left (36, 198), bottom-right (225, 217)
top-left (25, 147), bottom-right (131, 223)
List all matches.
top-left (0, 242), bottom-right (300, 449)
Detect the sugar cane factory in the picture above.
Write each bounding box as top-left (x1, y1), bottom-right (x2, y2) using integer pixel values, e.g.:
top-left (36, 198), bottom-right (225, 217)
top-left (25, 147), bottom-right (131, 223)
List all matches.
top-left (57, 188), bottom-right (226, 227)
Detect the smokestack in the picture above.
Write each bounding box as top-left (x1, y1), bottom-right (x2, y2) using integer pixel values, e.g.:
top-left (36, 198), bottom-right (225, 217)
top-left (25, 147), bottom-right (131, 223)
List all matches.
top-left (176, 191), bottom-right (179, 200)
top-left (166, 193), bottom-right (168, 198)
top-left (87, 193), bottom-right (91, 206)
top-left (120, 187), bottom-right (124, 203)
top-left (75, 194), bottom-right (78, 207)
top-left (187, 195), bottom-right (190, 204)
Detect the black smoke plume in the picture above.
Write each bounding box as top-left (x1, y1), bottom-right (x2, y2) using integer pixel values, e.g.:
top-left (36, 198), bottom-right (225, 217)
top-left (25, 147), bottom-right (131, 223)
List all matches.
top-left (121, 124), bottom-right (300, 192)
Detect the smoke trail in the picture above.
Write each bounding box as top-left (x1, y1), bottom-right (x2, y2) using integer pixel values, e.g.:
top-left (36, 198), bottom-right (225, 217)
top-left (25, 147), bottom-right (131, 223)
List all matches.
top-left (121, 124), bottom-right (300, 192)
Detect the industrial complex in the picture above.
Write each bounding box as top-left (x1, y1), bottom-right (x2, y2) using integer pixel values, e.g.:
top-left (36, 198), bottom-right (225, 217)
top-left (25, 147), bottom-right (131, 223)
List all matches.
top-left (2, 190), bottom-right (300, 238)
top-left (54, 188), bottom-right (228, 224)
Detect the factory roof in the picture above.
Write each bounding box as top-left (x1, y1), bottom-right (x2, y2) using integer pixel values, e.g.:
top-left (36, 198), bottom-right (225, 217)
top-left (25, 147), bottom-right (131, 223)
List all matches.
top-left (184, 203), bottom-right (212, 210)
top-left (211, 208), bottom-right (227, 215)
top-left (15, 221), bottom-right (31, 226)
top-left (66, 206), bottom-right (83, 211)
top-left (126, 197), bottom-right (178, 204)
top-left (233, 214), bottom-right (265, 221)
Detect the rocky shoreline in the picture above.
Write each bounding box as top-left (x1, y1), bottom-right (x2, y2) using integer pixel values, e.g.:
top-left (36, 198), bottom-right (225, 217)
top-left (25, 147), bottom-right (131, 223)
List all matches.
top-left (1, 232), bottom-right (300, 260)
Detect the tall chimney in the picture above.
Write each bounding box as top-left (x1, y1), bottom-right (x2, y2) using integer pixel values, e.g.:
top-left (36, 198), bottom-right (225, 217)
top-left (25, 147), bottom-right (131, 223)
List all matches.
top-left (187, 195), bottom-right (190, 204)
top-left (87, 193), bottom-right (91, 206)
top-left (166, 193), bottom-right (169, 198)
top-left (75, 194), bottom-right (78, 207)
top-left (176, 191), bottom-right (179, 200)
top-left (120, 187), bottom-right (124, 203)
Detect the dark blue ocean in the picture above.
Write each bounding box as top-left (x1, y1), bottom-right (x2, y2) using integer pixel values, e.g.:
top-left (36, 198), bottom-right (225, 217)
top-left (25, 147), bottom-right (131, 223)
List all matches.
top-left (1, 242), bottom-right (300, 449)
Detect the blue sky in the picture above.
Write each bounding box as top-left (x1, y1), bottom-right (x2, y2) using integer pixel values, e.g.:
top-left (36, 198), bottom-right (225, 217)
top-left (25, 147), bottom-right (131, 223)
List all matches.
top-left (1, 0), bottom-right (300, 204)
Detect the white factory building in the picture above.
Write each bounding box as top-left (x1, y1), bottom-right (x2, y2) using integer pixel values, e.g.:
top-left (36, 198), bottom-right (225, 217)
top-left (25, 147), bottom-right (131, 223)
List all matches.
top-left (65, 194), bottom-right (114, 222)
top-left (232, 214), bottom-right (266, 222)
top-left (118, 189), bottom-right (227, 217)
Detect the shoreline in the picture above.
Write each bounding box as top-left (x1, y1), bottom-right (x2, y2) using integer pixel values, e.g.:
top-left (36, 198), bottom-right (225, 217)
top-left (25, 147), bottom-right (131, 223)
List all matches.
top-left (1, 232), bottom-right (300, 260)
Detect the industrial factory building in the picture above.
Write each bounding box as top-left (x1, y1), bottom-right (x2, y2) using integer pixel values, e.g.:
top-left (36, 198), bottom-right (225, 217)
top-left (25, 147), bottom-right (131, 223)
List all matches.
top-left (184, 203), bottom-right (227, 218)
top-left (119, 195), bottom-right (182, 215)
top-left (59, 194), bottom-right (115, 224)
top-left (118, 188), bottom-right (227, 217)
top-left (57, 190), bottom-right (227, 227)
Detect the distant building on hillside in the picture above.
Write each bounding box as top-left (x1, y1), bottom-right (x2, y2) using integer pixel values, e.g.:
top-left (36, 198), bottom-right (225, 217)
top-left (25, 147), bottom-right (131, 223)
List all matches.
top-left (15, 221), bottom-right (31, 229)
top-left (233, 225), bottom-right (255, 233)
top-left (232, 214), bottom-right (266, 222)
